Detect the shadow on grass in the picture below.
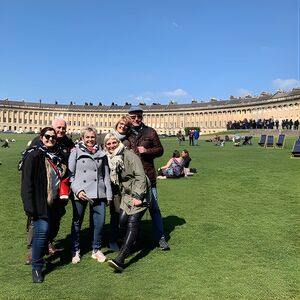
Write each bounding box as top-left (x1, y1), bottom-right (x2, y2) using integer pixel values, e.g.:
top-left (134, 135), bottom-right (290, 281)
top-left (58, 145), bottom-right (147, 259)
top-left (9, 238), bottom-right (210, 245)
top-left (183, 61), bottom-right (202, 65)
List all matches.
top-left (44, 214), bottom-right (186, 274)
top-left (44, 227), bottom-right (96, 274)
top-left (126, 214), bottom-right (186, 268)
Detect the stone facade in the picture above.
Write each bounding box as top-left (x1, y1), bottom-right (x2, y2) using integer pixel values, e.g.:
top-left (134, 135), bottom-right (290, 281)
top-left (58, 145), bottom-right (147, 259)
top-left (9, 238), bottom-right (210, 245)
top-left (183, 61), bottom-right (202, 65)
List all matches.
top-left (0, 89), bottom-right (299, 134)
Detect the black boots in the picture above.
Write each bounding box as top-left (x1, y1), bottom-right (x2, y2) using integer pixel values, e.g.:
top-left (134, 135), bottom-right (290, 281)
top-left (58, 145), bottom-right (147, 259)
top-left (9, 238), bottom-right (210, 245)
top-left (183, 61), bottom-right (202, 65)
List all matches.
top-left (107, 259), bottom-right (124, 272)
top-left (32, 269), bottom-right (44, 283)
top-left (107, 245), bottom-right (129, 272)
top-left (108, 212), bottom-right (143, 272)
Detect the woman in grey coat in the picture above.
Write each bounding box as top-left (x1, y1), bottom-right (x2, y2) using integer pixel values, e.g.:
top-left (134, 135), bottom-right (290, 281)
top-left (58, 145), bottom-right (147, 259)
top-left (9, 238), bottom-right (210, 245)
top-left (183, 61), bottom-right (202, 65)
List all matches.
top-left (68, 127), bottom-right (112, 264)
top-left (104, 133), bottom-right (151, 272)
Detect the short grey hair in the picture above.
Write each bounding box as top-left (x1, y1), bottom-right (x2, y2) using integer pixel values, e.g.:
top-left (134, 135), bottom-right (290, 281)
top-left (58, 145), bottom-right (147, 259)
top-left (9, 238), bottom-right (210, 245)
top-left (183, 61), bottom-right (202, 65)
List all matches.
top-left (52, 118), bottom-right (67, 128)
top-left (80, 127), bottom-right (97, 139)
top-left (103, 133), bottom-right (120, 146)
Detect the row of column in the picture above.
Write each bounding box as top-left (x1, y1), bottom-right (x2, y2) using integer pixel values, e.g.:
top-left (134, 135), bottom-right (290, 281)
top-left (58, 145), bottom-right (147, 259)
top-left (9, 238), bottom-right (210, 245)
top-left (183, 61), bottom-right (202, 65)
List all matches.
top-left (0, 103), bottom-right (299, 133)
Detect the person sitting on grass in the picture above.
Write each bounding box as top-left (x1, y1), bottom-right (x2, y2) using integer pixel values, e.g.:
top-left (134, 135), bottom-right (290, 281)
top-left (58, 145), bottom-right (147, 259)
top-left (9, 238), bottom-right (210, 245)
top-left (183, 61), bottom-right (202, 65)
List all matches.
top-left (1, 139), bottom-right (9, 148)
top-left (181, 149), bottom-right (197, 176)
top-left (158, 150), bottom-right (184, 178)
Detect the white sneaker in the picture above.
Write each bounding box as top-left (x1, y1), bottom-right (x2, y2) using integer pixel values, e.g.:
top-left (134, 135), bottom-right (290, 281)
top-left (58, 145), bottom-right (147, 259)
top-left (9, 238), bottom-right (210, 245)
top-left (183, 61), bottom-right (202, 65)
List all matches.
top-left (91, 250), bottom-right (106, 263)
top-left (185, 172), bottom-right (194, 176)
top-left (72, 250), bottom-right (80, 264)
top-left (109, 242), bottom-right (120, 252)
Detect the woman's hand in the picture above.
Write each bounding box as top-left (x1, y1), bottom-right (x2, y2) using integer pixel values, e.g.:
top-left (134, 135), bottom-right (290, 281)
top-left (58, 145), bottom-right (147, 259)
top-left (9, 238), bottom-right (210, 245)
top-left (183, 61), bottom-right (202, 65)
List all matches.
top-left (78, 190), bottom-right (88, 201)
top-left (132, 198), bottom-right (142, 206)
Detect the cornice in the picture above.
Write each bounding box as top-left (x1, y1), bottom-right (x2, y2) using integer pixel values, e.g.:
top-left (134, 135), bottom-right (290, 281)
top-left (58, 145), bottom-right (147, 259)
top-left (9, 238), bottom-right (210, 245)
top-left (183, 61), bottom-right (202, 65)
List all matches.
top-left (0, 89), bottom-right (299, 113)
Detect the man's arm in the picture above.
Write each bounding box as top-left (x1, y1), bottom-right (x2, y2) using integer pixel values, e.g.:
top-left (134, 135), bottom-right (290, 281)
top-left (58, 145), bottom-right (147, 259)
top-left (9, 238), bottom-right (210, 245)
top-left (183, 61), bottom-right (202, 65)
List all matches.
top-left (141, 128), bottom-right (164, 158)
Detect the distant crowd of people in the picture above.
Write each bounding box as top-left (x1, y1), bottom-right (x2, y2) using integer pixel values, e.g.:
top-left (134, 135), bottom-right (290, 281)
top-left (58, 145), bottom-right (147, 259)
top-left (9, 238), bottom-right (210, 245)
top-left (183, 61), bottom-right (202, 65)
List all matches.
top-left (19, 106), bottom-right (171, 283)
top-left (227, 118), bottom-right (299, 130)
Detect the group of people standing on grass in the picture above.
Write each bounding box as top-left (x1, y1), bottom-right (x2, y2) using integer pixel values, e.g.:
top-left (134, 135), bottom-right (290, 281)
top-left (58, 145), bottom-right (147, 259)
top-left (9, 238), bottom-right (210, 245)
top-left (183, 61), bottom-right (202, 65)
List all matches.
top-left (20, 106), bottom-right (170, 283)
top-left (177, 128), bottom-right (200, 146)
top-left (227, 118), bottom-right (300, 130)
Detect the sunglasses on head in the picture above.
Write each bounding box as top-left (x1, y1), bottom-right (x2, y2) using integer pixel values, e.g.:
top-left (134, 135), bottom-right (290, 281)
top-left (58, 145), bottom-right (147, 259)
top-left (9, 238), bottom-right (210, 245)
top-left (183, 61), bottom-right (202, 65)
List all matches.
top-left (44, 134), bottom-right (56, 141)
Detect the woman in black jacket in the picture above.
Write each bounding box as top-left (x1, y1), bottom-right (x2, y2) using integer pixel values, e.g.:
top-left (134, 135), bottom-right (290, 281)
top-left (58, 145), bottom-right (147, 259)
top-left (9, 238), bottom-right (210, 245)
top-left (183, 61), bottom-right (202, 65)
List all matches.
top-left (21, 127), bottom-right (67, 283)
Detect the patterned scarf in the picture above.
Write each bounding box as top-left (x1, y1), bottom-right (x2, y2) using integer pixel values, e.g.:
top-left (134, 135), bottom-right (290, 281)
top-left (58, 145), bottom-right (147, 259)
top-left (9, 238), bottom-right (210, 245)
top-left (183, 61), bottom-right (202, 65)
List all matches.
top-left (78, 140), bottom-right (99, 154)
top-left (18, 143), bottom-right (64, 174)
top-left (39, 144), bottom-right (66, 177)
top-left (106, 143), bottom-right (125, 185)
top-left (38, 145), bottom-right (65, 205)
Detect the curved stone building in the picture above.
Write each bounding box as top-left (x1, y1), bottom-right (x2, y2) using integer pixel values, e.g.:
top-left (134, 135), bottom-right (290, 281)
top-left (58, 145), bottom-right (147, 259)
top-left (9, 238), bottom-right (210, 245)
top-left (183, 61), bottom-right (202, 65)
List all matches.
top-left (0, 88), bottom-right (299, 134)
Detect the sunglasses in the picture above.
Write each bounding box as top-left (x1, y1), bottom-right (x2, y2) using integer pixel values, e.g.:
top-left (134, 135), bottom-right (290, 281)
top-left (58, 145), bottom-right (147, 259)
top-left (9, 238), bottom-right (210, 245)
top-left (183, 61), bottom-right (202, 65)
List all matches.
top-left (44, 134), bottom-right (57, 141)
top-left (130, 115), bottom-right (143, 120)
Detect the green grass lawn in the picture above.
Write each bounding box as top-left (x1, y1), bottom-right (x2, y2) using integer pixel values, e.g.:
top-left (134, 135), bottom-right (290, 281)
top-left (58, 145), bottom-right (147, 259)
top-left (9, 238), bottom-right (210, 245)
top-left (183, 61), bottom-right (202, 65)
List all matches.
top-left (0, 133), bottom-right (299, 299)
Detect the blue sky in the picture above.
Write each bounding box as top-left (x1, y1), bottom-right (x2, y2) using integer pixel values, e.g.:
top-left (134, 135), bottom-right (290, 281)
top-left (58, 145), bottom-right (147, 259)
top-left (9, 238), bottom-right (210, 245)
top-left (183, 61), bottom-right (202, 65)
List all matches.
top-left (0, 0), bottom-right (299, 105)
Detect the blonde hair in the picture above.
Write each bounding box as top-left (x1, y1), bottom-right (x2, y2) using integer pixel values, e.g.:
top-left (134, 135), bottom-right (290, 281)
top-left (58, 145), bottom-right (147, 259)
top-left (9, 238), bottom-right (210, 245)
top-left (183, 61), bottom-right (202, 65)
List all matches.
top-left (114, 115), bottom-right (131, 130)
top-left (80, 127), bottom-right (97, 139)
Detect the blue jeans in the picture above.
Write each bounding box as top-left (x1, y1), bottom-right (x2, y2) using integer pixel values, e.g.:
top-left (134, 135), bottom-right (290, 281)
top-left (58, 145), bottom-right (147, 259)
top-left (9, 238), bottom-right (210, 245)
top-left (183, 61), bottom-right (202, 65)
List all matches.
top-left (150, 183), bottom-right (165, 241)
top-left (27, 199), bottom-right (65, 249)
top-left (32, 218), bottom-right (49, 271)
top-left (71, 199), bottom-right (106, 253)
top-left (48, 199), bottom-right (66, 243)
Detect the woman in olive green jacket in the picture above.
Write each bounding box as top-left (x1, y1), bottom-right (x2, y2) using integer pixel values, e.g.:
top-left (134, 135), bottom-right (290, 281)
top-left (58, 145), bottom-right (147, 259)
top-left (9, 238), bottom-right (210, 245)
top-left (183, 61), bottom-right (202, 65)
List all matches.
top-left (104, 133), bottom-right (150, 272)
